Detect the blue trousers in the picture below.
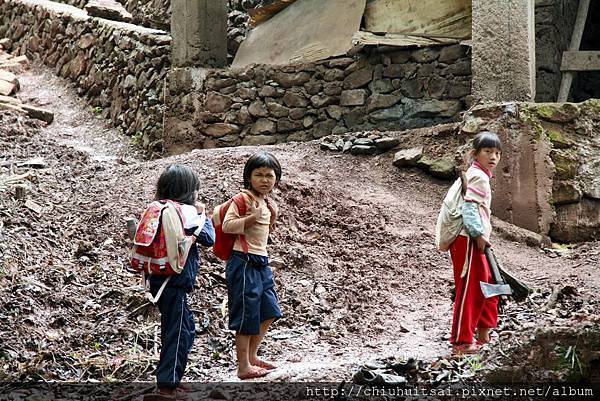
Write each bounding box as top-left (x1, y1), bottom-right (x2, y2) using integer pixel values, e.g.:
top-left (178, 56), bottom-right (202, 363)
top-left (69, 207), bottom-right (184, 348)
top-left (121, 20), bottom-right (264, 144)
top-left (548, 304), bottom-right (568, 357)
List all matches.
top-left (226, 251), bottom-right (282, 335)
top-left (152, 286), bottom-right (195, 388)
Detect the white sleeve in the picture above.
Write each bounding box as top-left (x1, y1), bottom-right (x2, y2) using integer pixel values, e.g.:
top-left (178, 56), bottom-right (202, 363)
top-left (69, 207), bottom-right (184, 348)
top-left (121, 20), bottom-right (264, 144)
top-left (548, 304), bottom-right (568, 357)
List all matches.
top-left (180, 204), bottom-right (206, 229)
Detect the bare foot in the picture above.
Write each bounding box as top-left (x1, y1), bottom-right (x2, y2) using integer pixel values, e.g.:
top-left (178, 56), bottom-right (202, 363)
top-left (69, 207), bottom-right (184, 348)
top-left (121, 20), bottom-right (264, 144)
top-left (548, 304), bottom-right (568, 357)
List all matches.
top-left (237, 365), bottom-right (269, 380)
top-left (250, 357), bottom-right (277, 370)
top-left (452, 343), bottom-right (478, 355)
top-left (145, 387), bottom-right (190, 401)
top-left (476, 328), bottom-right (491, 344)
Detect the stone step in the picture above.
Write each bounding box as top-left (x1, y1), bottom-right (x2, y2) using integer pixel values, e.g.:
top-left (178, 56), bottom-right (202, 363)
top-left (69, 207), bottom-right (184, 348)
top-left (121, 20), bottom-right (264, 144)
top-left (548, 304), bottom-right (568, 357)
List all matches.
top-left (0, 94), bottom-right (22, 105)
top-left (0, 62), bottom-right (24, 74)
top-left (85, 0), bottom-right (133, 23)
top-left (20, 104), bottom-right (55, 124)
top-left (0, 69), bottom-right (19, 90)
top-left (0, 100), bottom-right (54, 124)
top-left (0, 79), bottom-right (16, 96)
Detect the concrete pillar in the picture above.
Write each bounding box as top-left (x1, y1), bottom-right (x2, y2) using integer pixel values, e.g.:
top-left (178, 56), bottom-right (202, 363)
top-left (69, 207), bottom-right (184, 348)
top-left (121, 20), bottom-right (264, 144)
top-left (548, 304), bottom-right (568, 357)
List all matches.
top-left (171, 0), bottom-right (227, 68)
top-left (472, 0), bottom-right (536, 102)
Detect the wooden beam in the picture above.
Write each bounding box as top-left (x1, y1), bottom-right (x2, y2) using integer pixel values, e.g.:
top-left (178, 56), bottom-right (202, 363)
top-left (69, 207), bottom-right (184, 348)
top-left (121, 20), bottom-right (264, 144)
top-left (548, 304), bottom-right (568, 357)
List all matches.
top-left (557, 0), bottom-right (590, 102)
top-left (561, 51), bottom-right (600, 71)
top-left (352, 31), bottom-right (459, 48)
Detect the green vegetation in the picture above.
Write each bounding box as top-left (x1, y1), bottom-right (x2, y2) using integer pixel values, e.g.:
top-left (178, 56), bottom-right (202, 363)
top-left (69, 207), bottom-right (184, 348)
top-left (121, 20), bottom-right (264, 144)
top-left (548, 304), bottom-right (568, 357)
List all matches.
top-left (551, 150), bottom-right (579, 180)
top-left (131, 132), bottom-right (142, 146)
top-left (532, 104), bottom-right (556, 120)
top-left (529, 103), bottom-right (581, 123)
top-left (464, 355), bottom-right (484, 374)
top-left (556, 345), bottom-right (583, 379)
top-left (519, 106), bottom-right (546, 140)
top-left (547, 129), bottom-right (569, 147)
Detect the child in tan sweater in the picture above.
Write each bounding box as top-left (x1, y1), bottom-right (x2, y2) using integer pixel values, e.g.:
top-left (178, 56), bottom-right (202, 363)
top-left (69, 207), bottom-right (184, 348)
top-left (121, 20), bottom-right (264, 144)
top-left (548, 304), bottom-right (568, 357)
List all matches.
top-left (222, 152), bottom-right (282, 380)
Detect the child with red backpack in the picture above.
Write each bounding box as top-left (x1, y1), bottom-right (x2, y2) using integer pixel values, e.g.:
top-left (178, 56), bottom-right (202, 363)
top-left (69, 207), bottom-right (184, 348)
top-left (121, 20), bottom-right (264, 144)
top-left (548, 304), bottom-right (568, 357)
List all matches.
top-left (217, 152), bottom-right (282, 380)
top-left (448, 132), bottom-right (503, 355)
top-left (133, 164), bottom-right (215, 399)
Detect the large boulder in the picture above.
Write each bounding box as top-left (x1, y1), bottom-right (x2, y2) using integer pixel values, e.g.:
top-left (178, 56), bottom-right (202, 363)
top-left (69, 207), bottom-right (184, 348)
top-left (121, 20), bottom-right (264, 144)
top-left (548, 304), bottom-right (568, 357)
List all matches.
top-left (416, 155), bottom-right (456, 180)
top-left (392, 147), bottom-right (423, 167)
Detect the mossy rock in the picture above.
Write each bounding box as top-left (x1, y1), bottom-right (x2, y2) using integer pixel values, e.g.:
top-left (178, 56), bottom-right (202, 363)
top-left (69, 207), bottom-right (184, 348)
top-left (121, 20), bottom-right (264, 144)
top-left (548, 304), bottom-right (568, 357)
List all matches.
top-left (461, 116), bottom-right (484, 134)
top-left (580, 98), bottom-right (600, 118)
top-left (547, 129), bottom-right (572, 149)
top-left (551, 198), bottom-right (600, 242)
top-left (551, 150), bottom-right (580, 180)
top-left (552, 181), bottom-right (582, 205)
top-left (519, 106), bottom-right (546, 139)
top-left (417, 155), bottom-right (456, 180)
top-left (530, 103), bottom-right (580, 123)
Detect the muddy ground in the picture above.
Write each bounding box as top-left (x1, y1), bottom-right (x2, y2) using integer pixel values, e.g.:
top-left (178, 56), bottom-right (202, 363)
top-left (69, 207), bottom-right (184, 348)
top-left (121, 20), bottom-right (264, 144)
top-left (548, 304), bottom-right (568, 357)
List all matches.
top-left (0, 65), bottom-right (598, 389)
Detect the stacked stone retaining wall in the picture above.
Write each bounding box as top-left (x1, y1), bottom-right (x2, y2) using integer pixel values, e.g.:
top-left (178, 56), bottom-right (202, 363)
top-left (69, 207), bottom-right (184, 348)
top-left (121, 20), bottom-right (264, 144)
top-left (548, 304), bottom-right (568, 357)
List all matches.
top-left (52, 0), bottom-right (249, 59)
top-left (53, 0), bottom-right (171, 31)
top-left (0, 0), bottom-right (171, 153)
top-left (165, 45), bottom-right (472, 153)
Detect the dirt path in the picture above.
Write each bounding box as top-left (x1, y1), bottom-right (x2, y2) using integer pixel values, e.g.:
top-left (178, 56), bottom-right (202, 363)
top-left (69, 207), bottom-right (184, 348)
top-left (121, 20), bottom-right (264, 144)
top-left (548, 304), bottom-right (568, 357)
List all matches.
top-left (17, 66), bottom-right (142, 163)
top-left (0, 65), bottom-right (598, 385)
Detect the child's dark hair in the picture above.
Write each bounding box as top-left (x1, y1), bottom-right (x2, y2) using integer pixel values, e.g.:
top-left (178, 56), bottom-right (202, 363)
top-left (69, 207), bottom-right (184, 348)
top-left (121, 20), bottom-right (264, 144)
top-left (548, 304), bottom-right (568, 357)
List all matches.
top-left (243, 152), bottom-right (282, 189)
top-left (473, 131), bottom-right (503, 153)
top-left (155, 164), bottom-right (200, 205)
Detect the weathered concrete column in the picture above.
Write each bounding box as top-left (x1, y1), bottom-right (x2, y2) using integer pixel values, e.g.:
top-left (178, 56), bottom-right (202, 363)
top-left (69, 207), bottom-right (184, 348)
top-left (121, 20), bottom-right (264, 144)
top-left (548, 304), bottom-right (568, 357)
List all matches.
top-left (171, 0), bottom-right (227, 68)
top-left (472, 0), bottom-right (536, 102)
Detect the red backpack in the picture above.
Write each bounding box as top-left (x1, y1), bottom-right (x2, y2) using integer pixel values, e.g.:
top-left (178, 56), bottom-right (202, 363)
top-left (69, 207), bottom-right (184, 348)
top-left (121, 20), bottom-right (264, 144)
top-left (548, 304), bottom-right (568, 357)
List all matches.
top-left (212, 193), bottom-right (249, 261)
top-left (212, 191), bottom-right (278, 261)
top-left (130, 200), bottom-right (201, 302)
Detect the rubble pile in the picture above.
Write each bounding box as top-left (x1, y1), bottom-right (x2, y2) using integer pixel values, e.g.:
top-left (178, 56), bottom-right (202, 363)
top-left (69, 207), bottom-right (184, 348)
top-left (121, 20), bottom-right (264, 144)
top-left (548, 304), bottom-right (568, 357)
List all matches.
top-left (0, 40), bottom-right (54, 123)
top-left (348, 283), bottom-right (600, 400)
top-left (1, 64), bottom-right (599, 386)
top-left (320, 131), bottom-right (400, 155)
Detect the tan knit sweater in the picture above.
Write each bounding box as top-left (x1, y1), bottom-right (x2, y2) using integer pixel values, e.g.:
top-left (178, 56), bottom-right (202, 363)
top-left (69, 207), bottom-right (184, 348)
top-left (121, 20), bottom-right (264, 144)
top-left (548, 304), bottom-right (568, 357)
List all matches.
top-left (222, 193), bottom-right (278, 257)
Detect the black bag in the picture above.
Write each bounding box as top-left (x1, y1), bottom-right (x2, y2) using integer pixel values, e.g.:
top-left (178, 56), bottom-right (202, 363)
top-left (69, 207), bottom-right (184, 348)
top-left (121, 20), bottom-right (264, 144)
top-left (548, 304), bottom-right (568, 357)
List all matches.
top-left (489, 249), bottom-right (530, 302)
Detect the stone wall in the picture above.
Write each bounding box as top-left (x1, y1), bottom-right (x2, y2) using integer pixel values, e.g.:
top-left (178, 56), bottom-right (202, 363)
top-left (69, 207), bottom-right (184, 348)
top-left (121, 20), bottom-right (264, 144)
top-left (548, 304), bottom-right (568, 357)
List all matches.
top-left (51, 0), bottom-right (249, 60)
top-left (114, 0), bottom-right (250, 60)
top-left (53, 0), bottom-right (86, 7)
top-left (164, 45), bottom-right (472, 153)
top-left (51, 0), bottom-right (170, 30)
top-left (536, 101), bottom-right (600, 242)
top-left (118, 0), bottom-right (170, 31)
top-left (0, 0), bottom-right (171, 153)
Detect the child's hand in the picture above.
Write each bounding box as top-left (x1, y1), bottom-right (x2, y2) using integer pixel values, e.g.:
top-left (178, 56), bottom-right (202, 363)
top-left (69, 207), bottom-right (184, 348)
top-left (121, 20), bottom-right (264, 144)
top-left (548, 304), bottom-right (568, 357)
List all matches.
top-left (195, 202), bottom-right (205, 214)
top-left (475, 236), bottom-right (491, 252)
top-left (248, 201), bottom-right (262, 220)
top-left (243, 201), bottom-right (262, 229)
